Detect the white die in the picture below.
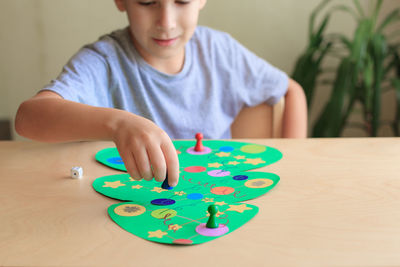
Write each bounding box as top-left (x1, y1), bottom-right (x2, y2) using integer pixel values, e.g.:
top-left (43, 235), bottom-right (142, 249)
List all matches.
top-left (71, 166), bottom-right (83, 179)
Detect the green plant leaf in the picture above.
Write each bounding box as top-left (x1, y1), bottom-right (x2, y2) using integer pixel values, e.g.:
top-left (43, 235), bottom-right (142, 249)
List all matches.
top-left (292, 51), bottom-right (322, 109)
top-left (370, 34), bottom-right (387, 136)
top-left (352, 0), bottom-right (365, 18)
top-left (292, 1), bottom-right (334, 110)
top-left (337, 35), bottom-right (352, 50)
top-left (312, 58), bottom-right (357, 137)
top-left (351, 19), bottom-right (372, 61)
top-left (330, 4), bottom-right (360, 20)
top-left (395, 48), bottom-right (400, 77)
top-left (312, 14), bottom-right (331, 47)
top-left (326, 33), bottom-right (352, 50)
top-left (392, 78), bottom-right (400, 136)
top-left (297, 0), bottom-right (399, 137)
top-left (372, 0), bottom-right (384, 29)
top-left (363, 55), bottom-right (374, 112)
top-left (377, 9), bottom-right (400, 33)
top-left (310, 0), bottom-right (332, 39)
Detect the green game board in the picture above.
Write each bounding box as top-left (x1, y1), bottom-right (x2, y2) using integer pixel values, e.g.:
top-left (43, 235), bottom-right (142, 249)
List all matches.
top-left (93, 140), bottom-right (282, 245)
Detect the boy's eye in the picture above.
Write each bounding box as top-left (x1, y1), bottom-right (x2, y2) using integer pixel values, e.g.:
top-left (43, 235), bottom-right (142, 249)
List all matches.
top-left (138, 1), bottom-right (156, 6)
top-left (137, 0), bottom-right (190, 6)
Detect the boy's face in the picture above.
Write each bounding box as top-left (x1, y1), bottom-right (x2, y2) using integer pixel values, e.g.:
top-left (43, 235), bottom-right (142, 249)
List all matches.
top-left (115, 0), bottom-right (207, 69)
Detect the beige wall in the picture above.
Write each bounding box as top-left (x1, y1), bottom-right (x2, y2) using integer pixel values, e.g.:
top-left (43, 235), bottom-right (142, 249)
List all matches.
top-left (0, 0), bottom-right (398, 139)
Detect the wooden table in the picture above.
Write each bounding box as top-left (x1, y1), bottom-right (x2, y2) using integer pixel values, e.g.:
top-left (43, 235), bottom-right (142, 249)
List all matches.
top-left (1, 139), bottom-right (400, 266)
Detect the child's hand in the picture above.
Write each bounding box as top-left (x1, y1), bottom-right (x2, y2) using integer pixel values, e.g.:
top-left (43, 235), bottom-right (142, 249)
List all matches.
top-left (15, 92), bottom-right (179, 186)
top-left (111, 112), bottom-right (179, 186)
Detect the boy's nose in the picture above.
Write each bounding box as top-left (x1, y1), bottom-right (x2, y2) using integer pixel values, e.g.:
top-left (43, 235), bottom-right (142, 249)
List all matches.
top-left (156, 5), bottom-right (177, 32)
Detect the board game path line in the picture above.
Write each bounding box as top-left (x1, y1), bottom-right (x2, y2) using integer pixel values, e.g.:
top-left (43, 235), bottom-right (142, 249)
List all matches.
top-left (174, 214), bottom-right (205, 224)
top-left (165, 235), bottom-right (176, 241)
top-left (179, 221), bottom-right (199, 228)
top-left (186, 233), bottom-right (201, 240)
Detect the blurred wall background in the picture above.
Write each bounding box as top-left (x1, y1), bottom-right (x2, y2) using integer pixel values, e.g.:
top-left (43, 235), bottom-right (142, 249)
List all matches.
top-left (0, 0), bottom-right (398, 140)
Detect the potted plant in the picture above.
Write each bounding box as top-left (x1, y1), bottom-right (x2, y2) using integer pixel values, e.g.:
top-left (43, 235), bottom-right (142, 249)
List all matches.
top-left (292, 0), bottom-right (400, 137)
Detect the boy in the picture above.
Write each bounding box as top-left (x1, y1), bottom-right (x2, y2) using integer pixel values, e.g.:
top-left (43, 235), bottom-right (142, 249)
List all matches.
top-left (15, 0), bottom-right (307, 187)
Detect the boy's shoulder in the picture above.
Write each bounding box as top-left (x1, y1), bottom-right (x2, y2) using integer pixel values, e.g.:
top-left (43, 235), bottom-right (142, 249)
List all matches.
top-left (96, 27), bottom-right (130, 47)
top-left (192, 25), bottom-right (232, 43)
top-left (79, 27), bottom-right (132, 59)
top-left (190, 26), bottom-right (241, 57)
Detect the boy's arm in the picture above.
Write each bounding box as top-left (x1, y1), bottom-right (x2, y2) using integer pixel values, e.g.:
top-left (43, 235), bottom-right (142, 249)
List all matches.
top-left (282, 79), bottom-right (308, 138)
top-left (15, 91), bottom-right (179, 186)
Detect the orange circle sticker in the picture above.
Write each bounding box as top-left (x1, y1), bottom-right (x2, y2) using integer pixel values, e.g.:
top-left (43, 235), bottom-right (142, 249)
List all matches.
top-left (211, 186), bottom-right (235, 195)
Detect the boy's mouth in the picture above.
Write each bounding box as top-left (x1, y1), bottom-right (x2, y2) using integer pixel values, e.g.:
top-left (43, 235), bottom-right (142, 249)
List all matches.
top-left (153, 37), bottom-right (178, 47)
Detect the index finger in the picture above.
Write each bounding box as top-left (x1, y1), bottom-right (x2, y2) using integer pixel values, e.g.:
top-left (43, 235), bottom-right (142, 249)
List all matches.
top-left (161, 140), bottom-right (179, 187)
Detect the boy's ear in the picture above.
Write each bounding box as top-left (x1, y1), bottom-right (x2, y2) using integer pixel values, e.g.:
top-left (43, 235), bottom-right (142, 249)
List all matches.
top-left (114, 0), bottom-right (126, 12)
top-left (199, 0), bottom-right (207, 10)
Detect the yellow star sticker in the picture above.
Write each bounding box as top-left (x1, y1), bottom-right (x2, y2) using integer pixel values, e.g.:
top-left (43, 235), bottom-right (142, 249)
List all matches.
top-left (174, 191), bottom-right (186, 196)
top-left (234, 155), bottom-right (246, 160)
top-left (103, 181), bottom-right (126, 189)
top-left (168, 224), bottom-right (182, 232)
top-left (208, 162), bottom-right (223, 168)
top-left (228, 161), bottom-right (240, 166)
top-left (148, 230), bottom-right (168, 238)
top-left (215, 201), bottom-right (227, 206)
top-left (227, 204), bottom-right (253, 213)
top-left (202, 198), bottom-right (214, 203)
top-left (151, 187), bottom-right (168, 193)
top-left (131, 185), bottom-right (143, 189)
top-left (215, 152), bottom-right (231, 157)
top-left (244, 158), bottom-right (266, 165)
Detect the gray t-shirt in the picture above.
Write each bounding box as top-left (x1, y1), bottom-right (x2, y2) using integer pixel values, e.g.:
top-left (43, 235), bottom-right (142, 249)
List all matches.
top-left (42, 26), bottom-right (288, 139)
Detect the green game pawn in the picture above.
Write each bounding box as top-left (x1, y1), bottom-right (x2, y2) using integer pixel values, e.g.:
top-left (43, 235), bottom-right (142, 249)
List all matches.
top-left (206, 204), bottom-right (219, 229)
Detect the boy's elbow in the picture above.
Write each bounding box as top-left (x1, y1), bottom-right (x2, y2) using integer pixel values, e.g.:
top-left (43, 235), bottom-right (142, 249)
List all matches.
top-left (282, 79), bottom-right (308, 138)
top-left (15, 101), bottom-right (30, 138)
top-left (15, 100), bottom-right (40, 139)
top-left (287, 79), bottom-right (305, 98)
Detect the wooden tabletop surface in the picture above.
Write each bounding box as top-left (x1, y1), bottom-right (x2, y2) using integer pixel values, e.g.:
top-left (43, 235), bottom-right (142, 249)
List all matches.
top-left (0, 138), bottom-right (400, 267)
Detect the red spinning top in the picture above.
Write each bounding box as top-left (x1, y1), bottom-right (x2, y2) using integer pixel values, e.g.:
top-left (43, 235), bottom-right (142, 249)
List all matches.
top-left (194, 133), bottom-right (204, 152)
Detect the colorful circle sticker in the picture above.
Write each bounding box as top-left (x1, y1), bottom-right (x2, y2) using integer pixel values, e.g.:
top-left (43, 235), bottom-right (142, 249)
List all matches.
top-left (233, 175), bottom-right (249, 181)
top-left (184, 166), bottom-right (207, 173)
top-left (151, 208), bottom-right (178, 219)
top-left (245, 179), bottom-right (273, 188)
top-left (240, 145), bottom-right (266, 154)
top-left (114, 204), bottom-right (146, 217)
top-left (187, 193), bottom-right (204, 200)
top-left (151, 198), bottom-right (176, 206)
top-left (107, 157), bottom-right (124, 165)
top-left (186, 147), bottom-right (212, 155)
top-left (196, 223), bottom-right (229, 237)
top-left (208, 170), bottom-right (231, 177)
top-left (211, 186), bottom-right (235, 195)
top-left (219, 146), bottom-right (234, 152)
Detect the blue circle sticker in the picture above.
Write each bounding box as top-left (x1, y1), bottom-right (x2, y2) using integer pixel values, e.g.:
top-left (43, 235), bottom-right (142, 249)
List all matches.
top-left (219, 146), bottom-right (235, 152)
top-left (187, 193), bottom-right (204, 200)
top-left (107, 157), bottom-right (124, 165)
top-left (151, 198), bottom-right (176, 206)
top-left (233, 175), bottom-right (249, 181)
